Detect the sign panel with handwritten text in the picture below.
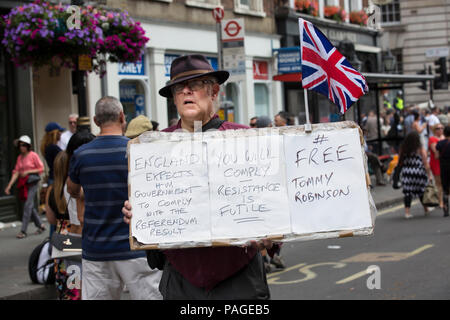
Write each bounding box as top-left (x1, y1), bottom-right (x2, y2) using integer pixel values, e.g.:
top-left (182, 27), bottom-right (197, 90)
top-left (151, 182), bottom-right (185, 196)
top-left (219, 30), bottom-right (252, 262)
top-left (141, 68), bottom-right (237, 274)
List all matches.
top-left (207, 135), bottom-right (291, 240)
top-left (284, 128), bottom-right (372, 235)
top-left (128, 122), bottom-right (376, 250)
top-left (129, 140), bottom-right (211, 245)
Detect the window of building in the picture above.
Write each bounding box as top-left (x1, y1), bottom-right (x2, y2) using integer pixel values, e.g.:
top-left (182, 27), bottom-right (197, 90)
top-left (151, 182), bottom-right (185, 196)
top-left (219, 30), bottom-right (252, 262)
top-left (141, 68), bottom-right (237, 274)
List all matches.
top-left (392, 48), bottom-right (403, 74)
top-left (349, 0), bottom-right (362, 12)
top-left (254, 83), bottom-right (270, 117)
top-left (234, 0), bottom-right (266, 17)
top-left (325, 0), bottom-right (339, 6)
top-left (186, 0), bottom-right (221, 9)
top-left (380, 0), bottom-right (400, 24)
top-left (225, 83), bottom-right (240, 123)
top-left (119, 80), bottom-right (147, 124)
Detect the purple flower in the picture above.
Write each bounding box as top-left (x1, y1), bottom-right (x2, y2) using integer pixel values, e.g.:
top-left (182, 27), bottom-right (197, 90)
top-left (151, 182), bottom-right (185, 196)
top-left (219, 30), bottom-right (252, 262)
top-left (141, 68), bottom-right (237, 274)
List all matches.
top-left (39, 29), bottom-right (48, 37)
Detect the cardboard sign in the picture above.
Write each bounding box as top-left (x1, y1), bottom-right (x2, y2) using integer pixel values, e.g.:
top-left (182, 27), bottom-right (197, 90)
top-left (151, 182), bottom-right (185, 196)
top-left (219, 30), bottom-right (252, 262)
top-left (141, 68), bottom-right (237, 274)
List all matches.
top-left (128, 122), bottom-right (376, 250)
top-left (129, 140), bottom-right (211, 246)
top-left (207, 134), bottom-right (291, 240)
top-left (284, 128), bottom-right (372, 236)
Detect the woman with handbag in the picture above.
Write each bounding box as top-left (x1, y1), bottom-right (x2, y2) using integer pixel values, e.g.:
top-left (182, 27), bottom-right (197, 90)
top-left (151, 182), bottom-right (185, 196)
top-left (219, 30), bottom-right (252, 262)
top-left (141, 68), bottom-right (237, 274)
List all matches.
top-left (4, 135), bottom-right (46, 239)
top-left (428, 124), bottom-right (445, 208)
top-left (399, 131), bottom-right (433, 219)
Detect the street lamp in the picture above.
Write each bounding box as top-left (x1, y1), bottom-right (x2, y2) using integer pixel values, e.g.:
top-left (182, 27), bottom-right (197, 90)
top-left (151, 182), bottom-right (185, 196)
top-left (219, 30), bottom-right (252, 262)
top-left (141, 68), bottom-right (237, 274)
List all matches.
top-left (383, 50), bottom-right (397, 73)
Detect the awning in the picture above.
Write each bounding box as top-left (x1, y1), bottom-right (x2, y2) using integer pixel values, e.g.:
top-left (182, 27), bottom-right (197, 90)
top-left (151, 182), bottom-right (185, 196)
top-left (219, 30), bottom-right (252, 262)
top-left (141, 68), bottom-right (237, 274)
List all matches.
top-left (272, 73), bottom-right (302, 82)
top-left (273, 72), bottom-right (435, 84)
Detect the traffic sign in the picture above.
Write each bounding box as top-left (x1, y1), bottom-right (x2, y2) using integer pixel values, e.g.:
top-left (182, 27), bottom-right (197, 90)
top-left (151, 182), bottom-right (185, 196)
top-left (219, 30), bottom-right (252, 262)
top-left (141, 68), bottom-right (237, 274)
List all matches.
top-left (212, 7), bottom-right (224, 23)
top-left (221, 18), bottom-right (245, 41)
top-left (221, 18), bottom-right (246, 81)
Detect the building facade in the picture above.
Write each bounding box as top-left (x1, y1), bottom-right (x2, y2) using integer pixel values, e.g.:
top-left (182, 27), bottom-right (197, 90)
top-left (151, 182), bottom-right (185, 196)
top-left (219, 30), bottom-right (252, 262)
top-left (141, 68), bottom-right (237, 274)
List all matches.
top-left (380, 0), bottom-right (450, 110)
top-left (100, 0), bottom-right (283, 131)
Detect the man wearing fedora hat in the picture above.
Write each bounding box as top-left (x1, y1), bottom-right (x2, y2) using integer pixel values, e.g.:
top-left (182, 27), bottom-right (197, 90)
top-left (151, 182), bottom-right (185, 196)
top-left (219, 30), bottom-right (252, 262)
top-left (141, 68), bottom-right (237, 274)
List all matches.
top-left (123, 54), bottom-right (276, 299)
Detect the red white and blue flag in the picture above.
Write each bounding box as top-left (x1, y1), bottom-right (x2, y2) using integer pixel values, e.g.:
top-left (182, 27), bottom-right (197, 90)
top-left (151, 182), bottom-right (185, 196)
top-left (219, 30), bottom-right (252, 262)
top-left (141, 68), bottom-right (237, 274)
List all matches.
top-left (299, 18), bottom-right (368, 114)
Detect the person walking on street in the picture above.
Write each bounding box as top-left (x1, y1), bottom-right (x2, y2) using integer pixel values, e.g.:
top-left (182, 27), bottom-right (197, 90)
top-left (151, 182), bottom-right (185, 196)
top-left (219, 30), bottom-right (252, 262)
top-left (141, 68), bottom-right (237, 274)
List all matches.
top-left (125, 115), bottom-right (153, 139)
top-left (428, 124), bottom-right (445, 208)
top-left (58, 114), bottom-right (79, 150)
top-left (5, 135), bottom-right (45, 238)
top-left (122, 54), bottom-right (277, 300)
top-left (67, 96), bottom-right (162, 300)
top-left (274, 111), bottom-right (290, 127)
top-left (40, 122), bottom-right (64, 185)
top-left (399, 131), bottom-right (432, 219)
top-left (436, 125), bottom-right (450, 217)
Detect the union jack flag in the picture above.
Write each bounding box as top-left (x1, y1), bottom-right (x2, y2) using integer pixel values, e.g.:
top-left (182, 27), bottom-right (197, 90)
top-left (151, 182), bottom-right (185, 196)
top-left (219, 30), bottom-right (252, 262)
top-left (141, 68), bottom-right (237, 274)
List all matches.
top-left (299, 18), bottom-right (368, 114)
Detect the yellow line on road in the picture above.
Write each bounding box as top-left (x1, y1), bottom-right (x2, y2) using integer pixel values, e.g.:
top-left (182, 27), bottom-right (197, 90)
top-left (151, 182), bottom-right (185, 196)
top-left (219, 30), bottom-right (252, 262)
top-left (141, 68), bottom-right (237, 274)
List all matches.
top-left (377, 200), bottom-right (418, 216)
top-left (336, 269), bottom-right (368, 284)
top-left (336, 244), bottom-right (434, 285)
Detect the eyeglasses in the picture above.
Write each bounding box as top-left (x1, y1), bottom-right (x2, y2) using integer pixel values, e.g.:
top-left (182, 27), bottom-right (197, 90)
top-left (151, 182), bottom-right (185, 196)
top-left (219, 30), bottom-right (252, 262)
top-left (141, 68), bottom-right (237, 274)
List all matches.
top-left (69, 121), bottom-right (77, 125)
top-left (436, 127), bottom-right (444, 130)
top-left (19, 143), bottom-right (28, 147)
top-left (171, 79), bottom-right (214, 95)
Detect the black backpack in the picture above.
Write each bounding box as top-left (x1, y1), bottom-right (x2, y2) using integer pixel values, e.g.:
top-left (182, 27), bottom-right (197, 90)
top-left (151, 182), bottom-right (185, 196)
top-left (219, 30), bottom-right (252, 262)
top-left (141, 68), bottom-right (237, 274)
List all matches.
top-left (28, 238), bottom-right (55, 285)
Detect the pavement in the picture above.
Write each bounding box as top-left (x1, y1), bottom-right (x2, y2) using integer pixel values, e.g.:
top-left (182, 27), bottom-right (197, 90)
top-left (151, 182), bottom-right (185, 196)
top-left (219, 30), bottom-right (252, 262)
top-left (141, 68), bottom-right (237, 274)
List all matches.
top-left (0, 177), bottom-right (404, 300)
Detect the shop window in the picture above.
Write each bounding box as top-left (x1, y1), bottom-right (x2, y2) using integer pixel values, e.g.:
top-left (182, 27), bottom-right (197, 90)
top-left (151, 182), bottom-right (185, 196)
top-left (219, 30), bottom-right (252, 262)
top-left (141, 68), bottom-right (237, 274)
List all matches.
top-left (234, 0), bottom-right (266, 17)
top-left (380, 0), bottom-right (400, 24)
top-left (119, 80), bottom-right (147, 123)
top-left (225, 83), bottom-right (239, 123)
top-left (254, 83), bottom-right (269, 117)
top-left (349, 0), bottom-right (362, 12)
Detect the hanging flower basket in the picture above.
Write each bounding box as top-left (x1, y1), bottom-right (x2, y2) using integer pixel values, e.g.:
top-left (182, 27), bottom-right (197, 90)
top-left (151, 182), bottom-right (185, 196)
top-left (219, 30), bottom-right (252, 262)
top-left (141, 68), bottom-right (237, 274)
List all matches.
top-left (0, 1), bottom-right (149, 75)
top-left (324, 6), bottom-right (347, 23)
top-left (349, 10), bottom-right (368, 26)
top-left (294, 0), bottom-right (319, 17)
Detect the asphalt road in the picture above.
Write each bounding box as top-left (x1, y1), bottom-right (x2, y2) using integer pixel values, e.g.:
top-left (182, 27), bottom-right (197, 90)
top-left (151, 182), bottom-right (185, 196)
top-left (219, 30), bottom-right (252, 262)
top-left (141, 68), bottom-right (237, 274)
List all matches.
top-left (267, 202), bottom-right (450, 300)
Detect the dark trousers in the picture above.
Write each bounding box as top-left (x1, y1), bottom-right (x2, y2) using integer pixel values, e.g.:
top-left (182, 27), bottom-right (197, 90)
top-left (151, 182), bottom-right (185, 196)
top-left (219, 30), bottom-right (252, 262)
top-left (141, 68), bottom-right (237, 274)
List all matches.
top-left (159, 252), bottom-right (270, 300)
top-left (404, 194), bottom-right (424, 208)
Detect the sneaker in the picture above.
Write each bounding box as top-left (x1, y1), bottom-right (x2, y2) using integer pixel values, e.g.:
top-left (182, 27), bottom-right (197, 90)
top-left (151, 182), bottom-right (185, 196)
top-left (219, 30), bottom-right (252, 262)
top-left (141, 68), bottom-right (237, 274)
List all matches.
top-left (270, 254), bottom-right (286, 269)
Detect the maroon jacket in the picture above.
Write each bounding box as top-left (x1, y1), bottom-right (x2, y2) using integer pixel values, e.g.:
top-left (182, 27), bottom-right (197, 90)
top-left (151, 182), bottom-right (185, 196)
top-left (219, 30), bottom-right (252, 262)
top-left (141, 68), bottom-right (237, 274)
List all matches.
top-left (162, 115), bottom-right (258, 291)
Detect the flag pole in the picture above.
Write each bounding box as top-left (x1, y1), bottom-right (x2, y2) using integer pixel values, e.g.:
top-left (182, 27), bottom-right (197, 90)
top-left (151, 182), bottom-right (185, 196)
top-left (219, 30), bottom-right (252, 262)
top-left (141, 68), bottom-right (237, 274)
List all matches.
top-left (304, 89), bottom-right (312, 133)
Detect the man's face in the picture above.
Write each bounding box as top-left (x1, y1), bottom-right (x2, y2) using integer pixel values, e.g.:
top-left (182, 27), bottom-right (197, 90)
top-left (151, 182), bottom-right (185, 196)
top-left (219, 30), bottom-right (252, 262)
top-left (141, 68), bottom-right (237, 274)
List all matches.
top-left (68, 116), bottom-right (78, 133)
top-left (249, 118), bottom-right (257, 128)
top-left (274, 115), bottom-right (286, 127)
top-left (172, 78), bottom-right (218, 123)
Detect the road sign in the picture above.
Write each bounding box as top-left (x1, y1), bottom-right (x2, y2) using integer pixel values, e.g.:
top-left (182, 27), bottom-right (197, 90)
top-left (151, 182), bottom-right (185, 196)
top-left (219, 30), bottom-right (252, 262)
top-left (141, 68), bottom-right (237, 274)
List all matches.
top-left (212, 7), bottom-right (224, 23)
top-left (221, 18), bottom-right (246, 81)
top-left (221, 18), bottom-right (245, 41)
top-left (425, 47), bottom-right (449, 58)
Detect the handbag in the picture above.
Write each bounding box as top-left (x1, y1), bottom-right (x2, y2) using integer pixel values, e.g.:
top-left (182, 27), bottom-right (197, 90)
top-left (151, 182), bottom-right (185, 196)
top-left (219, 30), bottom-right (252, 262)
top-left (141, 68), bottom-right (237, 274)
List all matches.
top-left (422, 182), bottom-right (440, 207)
top-left (50, 232), bottom-right (82, 259)
top-left (50, 195), bottom-right (82, 259)
top-left (27, 173), bottom-right (41, 184)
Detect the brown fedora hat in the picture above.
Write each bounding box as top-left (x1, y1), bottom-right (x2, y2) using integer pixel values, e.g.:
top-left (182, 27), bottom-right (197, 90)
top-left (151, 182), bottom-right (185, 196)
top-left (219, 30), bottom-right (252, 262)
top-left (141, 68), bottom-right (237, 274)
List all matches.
top-left (159, 54), bottom-right (229, 98)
